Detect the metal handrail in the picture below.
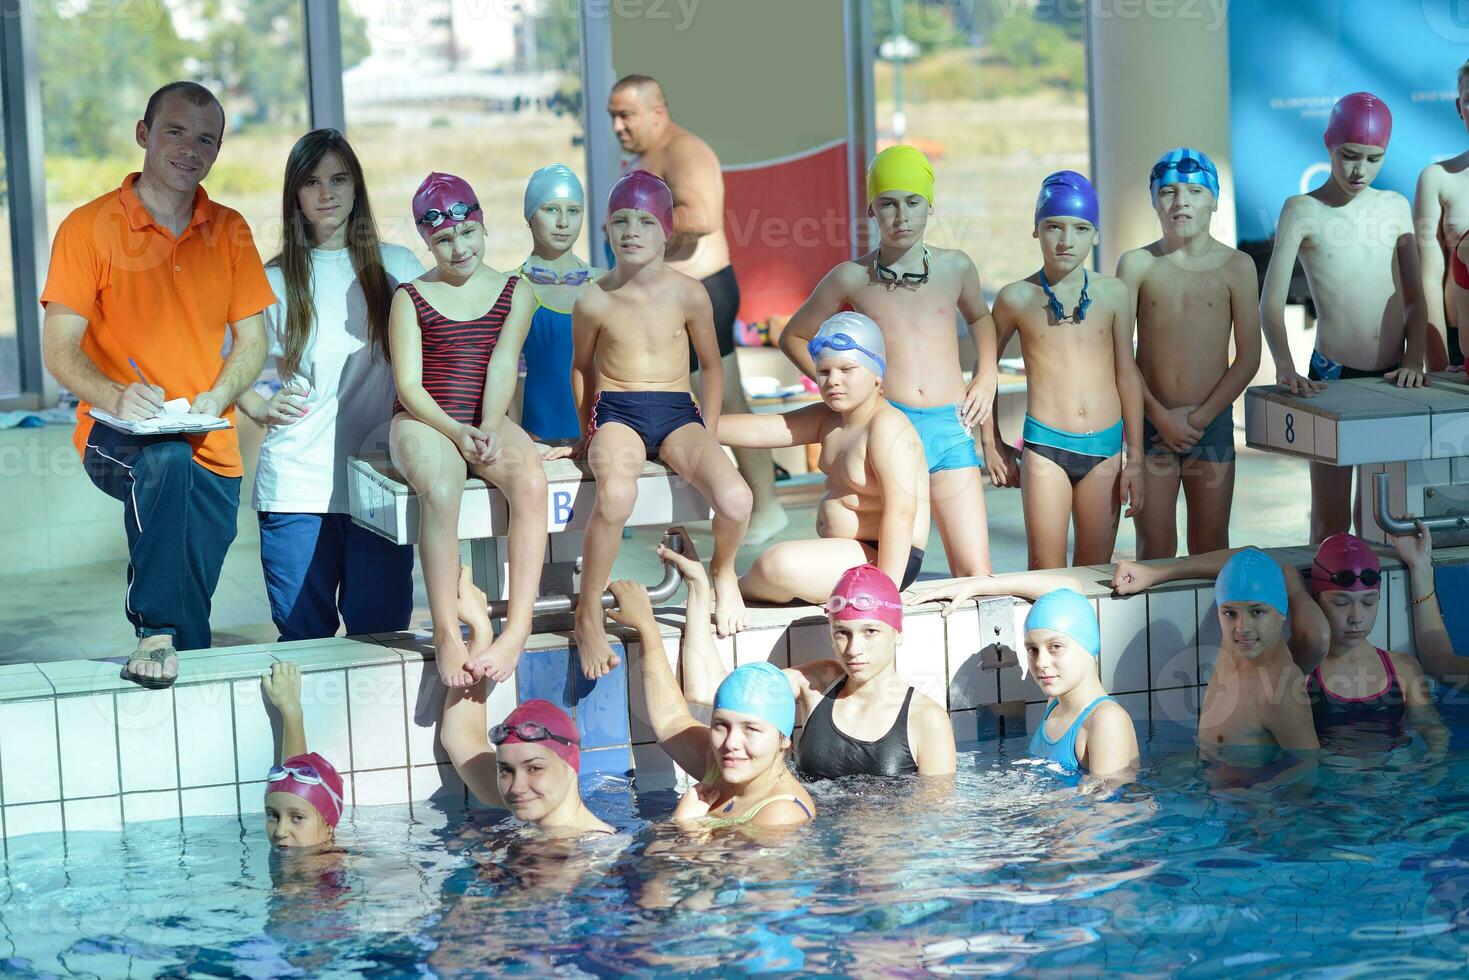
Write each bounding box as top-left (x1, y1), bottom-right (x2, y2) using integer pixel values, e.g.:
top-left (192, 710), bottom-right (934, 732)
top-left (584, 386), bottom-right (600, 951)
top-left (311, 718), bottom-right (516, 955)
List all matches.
top-left (1373, 472), bottom-right (1469, 536)
top-left (487, 531), bottom-right (685, 618)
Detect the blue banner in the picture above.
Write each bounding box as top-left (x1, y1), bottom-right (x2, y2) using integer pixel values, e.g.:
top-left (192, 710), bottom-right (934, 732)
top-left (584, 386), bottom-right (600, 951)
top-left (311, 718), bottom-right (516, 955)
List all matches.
top-left (1228, 0), bottom-right (1469, 242)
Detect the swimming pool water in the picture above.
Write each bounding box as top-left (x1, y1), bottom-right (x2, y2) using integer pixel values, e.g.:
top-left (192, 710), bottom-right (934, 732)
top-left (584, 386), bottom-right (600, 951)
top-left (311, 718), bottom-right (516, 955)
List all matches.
top-left (4, 707), bottom-right (1468, 978)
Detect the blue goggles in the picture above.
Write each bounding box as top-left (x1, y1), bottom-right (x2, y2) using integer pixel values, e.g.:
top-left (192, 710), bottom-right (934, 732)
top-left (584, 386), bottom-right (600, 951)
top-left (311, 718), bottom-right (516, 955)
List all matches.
top-left (807, 332), bottom-right (886, 375)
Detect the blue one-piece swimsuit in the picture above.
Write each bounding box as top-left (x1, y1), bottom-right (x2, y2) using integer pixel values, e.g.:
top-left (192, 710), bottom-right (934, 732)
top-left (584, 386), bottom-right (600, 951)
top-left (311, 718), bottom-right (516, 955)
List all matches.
top-left (1028, 696), bottom-right (1114, 772)
top-left (519, 291), bottom-right (580, 442)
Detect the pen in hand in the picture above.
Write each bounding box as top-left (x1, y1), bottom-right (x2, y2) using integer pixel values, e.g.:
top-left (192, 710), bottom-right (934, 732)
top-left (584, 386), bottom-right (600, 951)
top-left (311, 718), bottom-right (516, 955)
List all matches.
top-left (122, 357), bottom-right (165, 420)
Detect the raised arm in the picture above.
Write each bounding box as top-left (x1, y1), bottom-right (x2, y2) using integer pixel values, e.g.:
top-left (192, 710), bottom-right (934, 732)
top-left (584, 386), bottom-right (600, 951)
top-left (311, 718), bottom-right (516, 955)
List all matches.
top-left (439, 683), bottom-right (507, 809)
top-left (958, 254), bottom-right (998, 428)
top-left (907, 568), bottom-right (1092, 614)
top-left (657, 535), bottom-right (729, 710)
top-left (1259, 198), bottom-right (1323, 396)
top-left (718, 403), bottom-right (828, 450)
top-left (609, 580), bottom-right (712, 779)
top-left (1280, 563), bottom-right (1329, 674)
top-left (1413, 165), bottom-right (1450, 372)
top-left (778, 265), bottom-right (854, 380)
top-left (261, 661), bottom-right (308, 762)
top-left (1390, 522), bottom-right (1469, 685)
top-left (871, 411), bottom-right (923, 591)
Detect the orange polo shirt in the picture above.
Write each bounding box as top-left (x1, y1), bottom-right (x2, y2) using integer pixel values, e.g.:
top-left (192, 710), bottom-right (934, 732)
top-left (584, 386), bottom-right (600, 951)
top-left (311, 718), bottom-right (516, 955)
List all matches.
top-left (40, 173), bottom-right (276, 478)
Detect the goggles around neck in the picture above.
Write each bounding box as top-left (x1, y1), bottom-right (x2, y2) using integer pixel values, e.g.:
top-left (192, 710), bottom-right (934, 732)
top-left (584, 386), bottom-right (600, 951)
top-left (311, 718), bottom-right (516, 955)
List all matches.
top-left (1313, 559), bottom-right (1381, 590)
top-left (522, 263), bottom-right (591, 286)
top-left (267, 764), bottom-right (344, 810)
top-left (489, 721), bottom-right (580, 748)
top-left (875, 247), bottom-right (931, 285)
top-left (808, 331), bottom-right (887, 375)
top-left (824, 594), bottom-right (903, 616)
top-left (417, 201), bottom-right (481, 229)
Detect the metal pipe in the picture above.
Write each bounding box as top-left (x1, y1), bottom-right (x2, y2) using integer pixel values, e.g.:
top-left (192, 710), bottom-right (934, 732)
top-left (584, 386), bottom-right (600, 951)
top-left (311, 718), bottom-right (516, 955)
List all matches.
top-left (488, 531), bottom-right (686, 618)
top-left (1373, 472), bottom-right (1469, 536)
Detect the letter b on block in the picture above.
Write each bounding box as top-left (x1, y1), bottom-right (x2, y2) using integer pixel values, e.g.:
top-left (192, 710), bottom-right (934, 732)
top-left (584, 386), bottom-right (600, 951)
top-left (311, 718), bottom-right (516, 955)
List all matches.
top-left (551, 490), bottom-right (574, 529)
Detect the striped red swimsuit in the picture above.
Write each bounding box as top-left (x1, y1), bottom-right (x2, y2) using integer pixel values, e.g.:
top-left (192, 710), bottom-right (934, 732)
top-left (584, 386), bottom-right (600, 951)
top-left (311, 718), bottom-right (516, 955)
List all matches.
top-left (393, 276), bottom-right (519, 427)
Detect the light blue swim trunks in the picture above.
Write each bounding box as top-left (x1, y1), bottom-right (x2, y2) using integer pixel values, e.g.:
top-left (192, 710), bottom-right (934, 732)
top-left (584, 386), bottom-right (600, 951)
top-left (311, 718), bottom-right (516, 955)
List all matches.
top-left (887, 398), bottom-right (982, 473)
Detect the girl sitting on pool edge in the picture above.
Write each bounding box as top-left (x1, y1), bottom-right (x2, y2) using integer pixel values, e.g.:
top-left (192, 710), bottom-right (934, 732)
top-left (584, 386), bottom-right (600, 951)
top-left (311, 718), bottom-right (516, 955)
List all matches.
top-left (613, 577), bottom-right (814, 830)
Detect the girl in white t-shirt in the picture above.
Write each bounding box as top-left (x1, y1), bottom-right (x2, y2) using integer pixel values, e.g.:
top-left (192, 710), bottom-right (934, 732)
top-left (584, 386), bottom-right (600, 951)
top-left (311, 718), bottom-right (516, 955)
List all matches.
top-left (238, 129), bottom-right (423, 640)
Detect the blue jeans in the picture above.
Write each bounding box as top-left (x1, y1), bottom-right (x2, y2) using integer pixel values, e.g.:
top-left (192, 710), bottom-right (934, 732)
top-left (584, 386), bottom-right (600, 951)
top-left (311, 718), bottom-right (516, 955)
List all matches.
top-left (258, 512), bottom-right (415, 642)
top-left (83, 426), bottom-right (240, 652)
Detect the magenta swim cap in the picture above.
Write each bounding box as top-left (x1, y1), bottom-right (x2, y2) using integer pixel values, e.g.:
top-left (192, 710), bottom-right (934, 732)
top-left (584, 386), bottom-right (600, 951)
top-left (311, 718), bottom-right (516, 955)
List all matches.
top-left (265, 752), bottom-right (345, 828)
top-left (494, 699), bottom-right (581, 773)
top-left (413, 172), bottom-right (482, 242)
top-left (606, 169), bottom-right (673, 237)
top-left (1323, 92), bottom-right (1392, 151)
top-left (1310, 533), bottom-right (1382, 596)
top-left (825, 564), bottom-right (903, 632)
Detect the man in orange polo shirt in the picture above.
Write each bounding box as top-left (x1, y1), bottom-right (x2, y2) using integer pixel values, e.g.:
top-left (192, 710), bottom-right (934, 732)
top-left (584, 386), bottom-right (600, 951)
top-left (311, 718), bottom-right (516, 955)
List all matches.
top-left (41, 81), bottom-right (275, 688)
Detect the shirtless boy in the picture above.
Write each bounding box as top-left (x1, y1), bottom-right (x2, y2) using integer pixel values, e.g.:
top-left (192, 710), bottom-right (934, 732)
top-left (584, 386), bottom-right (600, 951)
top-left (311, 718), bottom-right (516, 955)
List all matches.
top-left (719, 312), bottom-right (929, 603)
top-left (1111, 545), bottom-right (1331, 751)
top-left (1414, 59), bottom-right (1469, 371)
top-left (778, 145), bottom-right (997, 576)
top-left (1117, 148), bottom-right (1261, 559)
top-left (984, 171), bottom-right (1144, 569)
top-left (567, 170), bottom-right (753, 679)
top-left (1261, 92), bottom-right (1427, 543)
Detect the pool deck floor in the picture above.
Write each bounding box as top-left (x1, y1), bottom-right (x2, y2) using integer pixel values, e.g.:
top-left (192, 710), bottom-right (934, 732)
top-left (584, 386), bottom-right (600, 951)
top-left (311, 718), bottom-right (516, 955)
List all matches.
top-left (1, 441), bottom-right (1316, 665)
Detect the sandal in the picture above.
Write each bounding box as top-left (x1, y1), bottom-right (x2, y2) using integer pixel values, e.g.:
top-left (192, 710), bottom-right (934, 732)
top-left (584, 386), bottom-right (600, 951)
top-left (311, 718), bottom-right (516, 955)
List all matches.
top-left (120, 645), bottom-right (178, 690)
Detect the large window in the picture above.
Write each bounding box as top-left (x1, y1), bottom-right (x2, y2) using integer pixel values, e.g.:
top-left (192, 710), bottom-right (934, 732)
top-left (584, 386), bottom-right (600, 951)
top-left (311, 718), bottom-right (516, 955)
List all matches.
top-left (38, 1), bottom-right (309, 270)
top-left (872, 1), bottom-right (1088, 286)
top-left (343, 0), bottom-right (584, 273)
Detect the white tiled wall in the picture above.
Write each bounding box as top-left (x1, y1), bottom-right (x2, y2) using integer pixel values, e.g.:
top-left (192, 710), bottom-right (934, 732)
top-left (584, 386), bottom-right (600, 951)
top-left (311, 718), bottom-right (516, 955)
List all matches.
top-left (1, 549), bottom-right (1449, 844)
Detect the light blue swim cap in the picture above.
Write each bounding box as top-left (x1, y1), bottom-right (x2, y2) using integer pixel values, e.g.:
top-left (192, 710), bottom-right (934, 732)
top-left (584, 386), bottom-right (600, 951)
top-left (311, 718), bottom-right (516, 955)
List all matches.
top-left (1149, 147), bottom-right (1220, 200)
top-left (1024, 588), bottom-right (1100, 657)
top-left (808, 311), bottom-right (886, 379)
top-left (713, 662), bottom-right (795, 737)
top-left (1215, 548), bottom-right (1288, 616)
top-left (523, 164), bottom-right (585, 221)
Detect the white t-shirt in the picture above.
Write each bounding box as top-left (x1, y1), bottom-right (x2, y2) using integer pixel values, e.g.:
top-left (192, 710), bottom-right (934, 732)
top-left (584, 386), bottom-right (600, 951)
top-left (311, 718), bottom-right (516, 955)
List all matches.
top-left (253, 243), bottom-right (424, 513)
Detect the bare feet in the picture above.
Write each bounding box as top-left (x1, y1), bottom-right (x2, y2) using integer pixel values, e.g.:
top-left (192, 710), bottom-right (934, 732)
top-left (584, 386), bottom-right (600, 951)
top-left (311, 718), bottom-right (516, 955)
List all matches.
top-left (574, 601), bottom-right (622, 680)
top-left (713, 567), bottom-right (749, 638)
top-left (455, 566), bottom-right (494, 655)
top-left (434, 624), bottom-right (476, 688)
top-left (121, 634), bottom-right (179, 690)
top-left (744, 504), bottom-right (789, 547)
top-left (467, 620), bottom-right (529, 684)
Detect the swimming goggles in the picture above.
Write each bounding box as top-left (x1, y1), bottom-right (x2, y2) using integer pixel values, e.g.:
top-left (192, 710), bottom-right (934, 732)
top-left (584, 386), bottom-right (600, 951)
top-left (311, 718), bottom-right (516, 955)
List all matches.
top-left (875, 247), bottom-right (930, 285)
top-left (824, 594), bottom-right (903, 616)
top-left (1312, 560), bottom-right (1381, 589)
top-left (807, 332), bottom-right (887, 375)
top-left (417, 201), bottom-right (481, 228)
top-left (1039, 268), bottom-right (1091, 323)
top-left (267, 764), bottom-right (344, 809)
top-left (1149, 156), bottom-right (1217, 184)
top-left (522, 264), bottom-right (591, 286)
top-left (489, 721), bottom-right (580, 748)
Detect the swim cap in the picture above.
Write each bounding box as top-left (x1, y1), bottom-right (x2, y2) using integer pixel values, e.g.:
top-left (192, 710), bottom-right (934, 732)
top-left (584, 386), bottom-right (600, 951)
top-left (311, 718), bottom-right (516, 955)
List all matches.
top-left (523, 163), bottom-right (585, 222)
top-left (1024, 589), bottom-right (1100, 657)
top-left (808, 311), bottom-right (886, 379)
top-left (1310, 533), bottom-right (1382, 596)
top-left (827, 563), bottom-right (903, 632)
top-left (867, 144), bottom-right (935, 205)
top-left (1324, 92), bottom-right (1392, 150)
top-left (1149, 147), bottom-right (1220, 200)
top-left (412, 172), bottom-right (482, 242)
top-left (1034, 170), bottom-right (1099, 228)
top-left (607, 169), bottom-right (673, 237)
top-left (265, 752), bottom-right (344, 828)
top-left (497, 699), bottom-right (581, 773)
top-left (713, 662), bottom-right (795, 738)
top-left (1215, 548), bottom-right (1288, 616)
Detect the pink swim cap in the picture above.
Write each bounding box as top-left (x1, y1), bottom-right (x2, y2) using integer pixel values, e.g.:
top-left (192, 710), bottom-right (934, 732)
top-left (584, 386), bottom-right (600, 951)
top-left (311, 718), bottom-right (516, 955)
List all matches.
top-left (412, 171), bottom-right (482, 242)
top-left (606, 169), bottom-right (673, 237)
top-left (1310, 532), bottom-right (1382, 595)
top-left (495, 699), bottom-right (581, 773)
top-left (1323, 92), bottom-right (1392, 151)
top-left (266, 752), bottom-right (345, 828)
top-left (825, 564), bottom-right (904, 632)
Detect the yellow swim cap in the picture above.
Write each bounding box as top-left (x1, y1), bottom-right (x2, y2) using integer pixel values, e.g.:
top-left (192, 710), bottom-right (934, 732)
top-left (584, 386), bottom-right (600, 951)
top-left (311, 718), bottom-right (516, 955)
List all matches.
top-left (866, 145), bottom-right (935, 206)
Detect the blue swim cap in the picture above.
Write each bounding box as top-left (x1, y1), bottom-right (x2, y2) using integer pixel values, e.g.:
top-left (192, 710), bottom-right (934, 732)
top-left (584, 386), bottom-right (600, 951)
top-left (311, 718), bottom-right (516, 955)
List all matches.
top-left (713, 662), bottom-right (795, 737)
top-left (1215, 548), bottom-right (1288, 616)
top-left (1149, 147), bottom-right (1219, 200)
top-left (523, 163), bottom-right (585, 221)
top-left (1024, 588), bottom-right (1101, 657)
top-left (1034, 170), bottom-right (1099, 228)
